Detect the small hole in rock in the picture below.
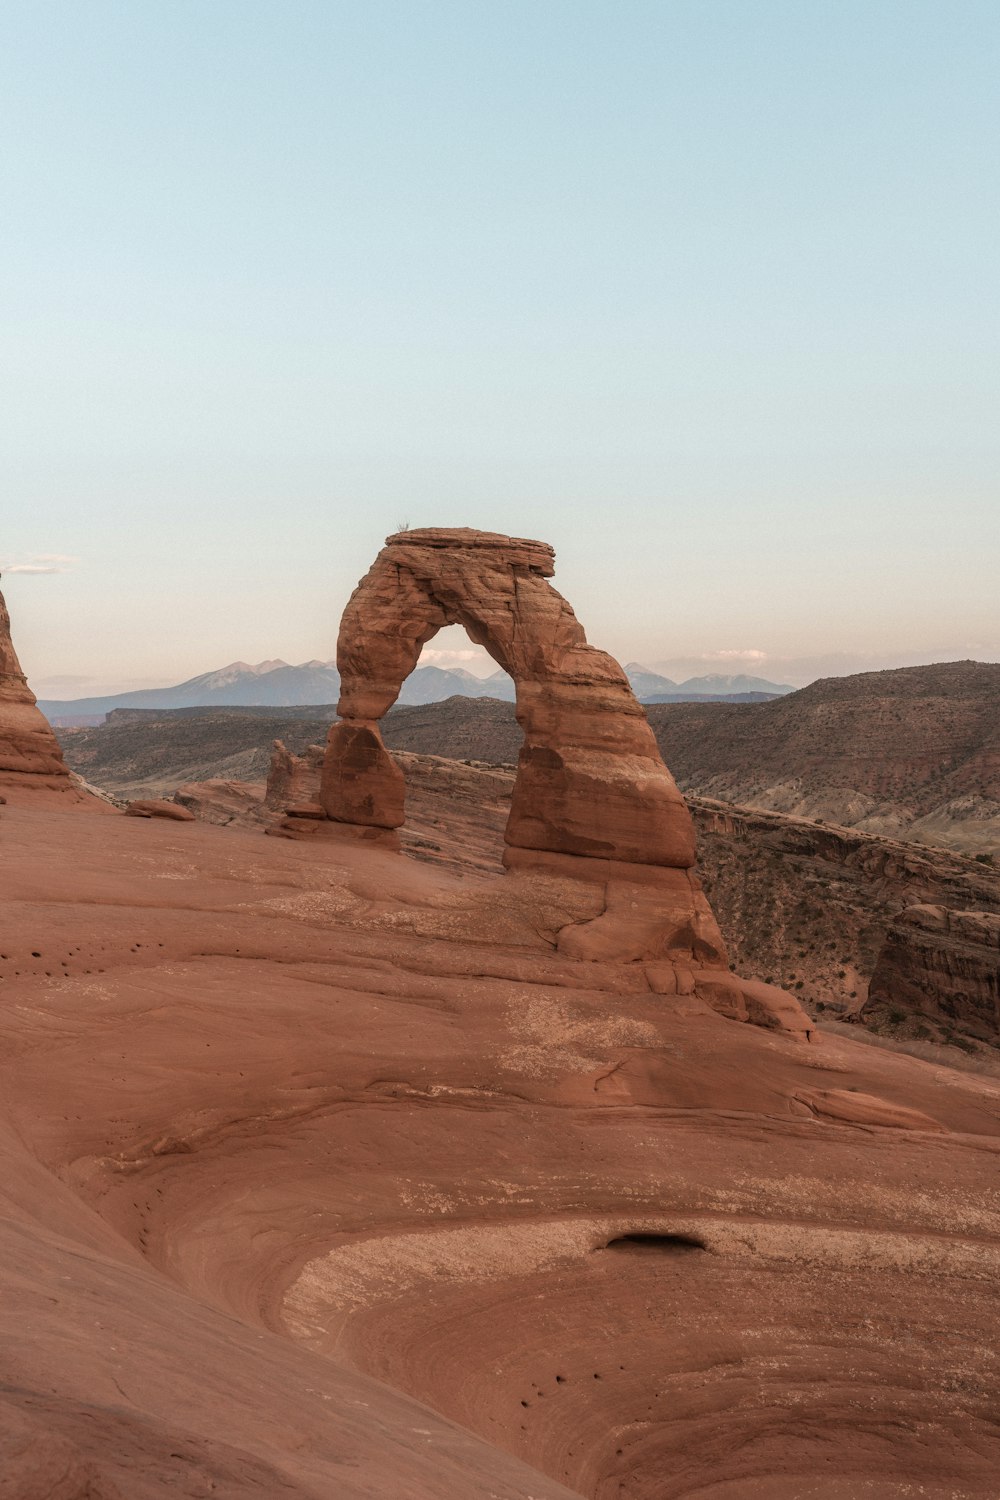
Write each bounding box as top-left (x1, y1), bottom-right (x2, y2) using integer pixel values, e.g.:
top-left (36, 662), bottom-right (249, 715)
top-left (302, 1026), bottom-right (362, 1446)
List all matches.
top-left (604, 1231), bottom-right (706, 1253)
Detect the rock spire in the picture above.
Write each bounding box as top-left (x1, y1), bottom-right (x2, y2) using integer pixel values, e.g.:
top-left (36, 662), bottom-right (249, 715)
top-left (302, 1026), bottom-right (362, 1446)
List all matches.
top-left (0, 579), bottom-right (80, 801)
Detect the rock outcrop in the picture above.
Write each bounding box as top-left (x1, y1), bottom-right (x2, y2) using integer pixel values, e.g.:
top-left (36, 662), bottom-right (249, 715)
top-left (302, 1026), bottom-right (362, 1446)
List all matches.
top-left (265, 739), bottom-right (324, 809)
top-left (124, 799), bottom-right (196, 822)
top-left (0, 580), bottom-right (85, 803)
top-left (864, 904), bottom-right (1000, 1042)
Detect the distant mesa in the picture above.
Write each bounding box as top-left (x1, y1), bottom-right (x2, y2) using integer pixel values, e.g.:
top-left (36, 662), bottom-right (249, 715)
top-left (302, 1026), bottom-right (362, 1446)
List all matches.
top-left (644, 658), bottom-right (1000, 856)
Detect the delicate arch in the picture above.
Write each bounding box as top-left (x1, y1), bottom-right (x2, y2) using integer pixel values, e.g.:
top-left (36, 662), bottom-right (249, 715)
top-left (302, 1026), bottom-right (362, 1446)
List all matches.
top-left (321, 529), bottom-right (696, 870)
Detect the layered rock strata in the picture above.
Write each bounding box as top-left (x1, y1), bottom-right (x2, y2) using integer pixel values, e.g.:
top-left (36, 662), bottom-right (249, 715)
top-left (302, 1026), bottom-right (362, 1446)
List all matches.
top-left (0, 580), bottom-right (81, 802)
top-left (864, 904), bottom-right (1000, 1042)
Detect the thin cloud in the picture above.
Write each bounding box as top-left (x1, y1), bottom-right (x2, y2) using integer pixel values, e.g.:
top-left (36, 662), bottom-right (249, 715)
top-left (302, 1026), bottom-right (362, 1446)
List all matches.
top-left (420, 647), bottom-right (487, 663)
top-left (1, 553), bottom-right (78, 575)
top-left (699, 648), bottom-right (769, 663)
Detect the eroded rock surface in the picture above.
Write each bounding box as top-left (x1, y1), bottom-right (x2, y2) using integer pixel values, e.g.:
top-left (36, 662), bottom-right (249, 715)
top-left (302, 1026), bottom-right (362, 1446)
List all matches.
top-left (303, 529), bottom-right (767, 1007)
top-left (265, 738), bottom-right (325, 809)
top-left (124, 798), bottom-right (196, 821)
top-left (0, 580), bottom-right (87, 803)
top-left (3, 798), bottom-right (1000, 1498)
top-left (864, 904), bottom-right (1000, 1041)
top-left (324, 529), bottom-right (695, 869)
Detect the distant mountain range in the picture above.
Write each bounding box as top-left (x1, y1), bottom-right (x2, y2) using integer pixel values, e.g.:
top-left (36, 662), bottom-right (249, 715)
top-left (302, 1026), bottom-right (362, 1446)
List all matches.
top-left (39, 660), bottom-right (512, 724)
top-left (624, 664), bottom-right (795, 701)
top-left (40, 657), bottom-right (793, 725)
top-left (54, 661), bottom-right (999, 857)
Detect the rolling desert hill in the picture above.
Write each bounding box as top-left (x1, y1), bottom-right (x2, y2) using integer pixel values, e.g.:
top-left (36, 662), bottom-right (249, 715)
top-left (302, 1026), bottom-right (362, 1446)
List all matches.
top-left (58, 704), bottom-right (342, 798)
top-left (648, 660), bottom-right (1000, 855)
top-left (56, 697), bottom-right (525, 800)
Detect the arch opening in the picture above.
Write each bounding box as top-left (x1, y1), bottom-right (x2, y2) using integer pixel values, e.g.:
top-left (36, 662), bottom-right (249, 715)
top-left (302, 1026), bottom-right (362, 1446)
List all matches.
top-left (318, 528), bottom-right (700, 876)
top-left (385, 623), bottom-right (522, 878)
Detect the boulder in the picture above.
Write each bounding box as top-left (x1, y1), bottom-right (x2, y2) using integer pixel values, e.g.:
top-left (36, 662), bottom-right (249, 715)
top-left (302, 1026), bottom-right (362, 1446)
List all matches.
top-left (125, 800), bottom-right (196, 822)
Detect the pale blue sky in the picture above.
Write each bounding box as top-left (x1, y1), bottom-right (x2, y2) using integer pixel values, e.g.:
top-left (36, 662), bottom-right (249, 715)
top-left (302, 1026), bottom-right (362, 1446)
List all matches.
top-left (2, 1), bottom-right (998, 694)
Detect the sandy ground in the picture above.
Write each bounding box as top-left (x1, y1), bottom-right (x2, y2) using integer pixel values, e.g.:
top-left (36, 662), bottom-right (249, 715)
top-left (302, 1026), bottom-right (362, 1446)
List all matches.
top-left (2, 790), bottom-right (999, 1498)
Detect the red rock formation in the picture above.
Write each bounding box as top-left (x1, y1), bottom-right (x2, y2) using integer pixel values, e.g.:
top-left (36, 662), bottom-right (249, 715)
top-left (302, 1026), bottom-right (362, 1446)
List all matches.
top-left (0, 580), bottom-right (88, 804)
top-left (295, 529), bottom-right (811, 1032)
top-left (325, 529), bottom-right (695, 868)
top-left (265, 739), bottom-right (324, 810)
top-left (864, 903), bottom-right (1000, 1041)
top-left (124, 799), bottom-right (196, 821)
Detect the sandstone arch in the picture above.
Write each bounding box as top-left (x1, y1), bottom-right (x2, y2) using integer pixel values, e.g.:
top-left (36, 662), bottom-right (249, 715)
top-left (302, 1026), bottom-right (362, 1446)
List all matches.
top-left (321, 527), bottom-right (697, 871)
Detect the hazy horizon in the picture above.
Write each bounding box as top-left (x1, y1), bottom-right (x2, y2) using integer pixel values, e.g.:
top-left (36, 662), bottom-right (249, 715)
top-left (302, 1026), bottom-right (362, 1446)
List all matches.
top-left (4, 3), bottom-right (998, 694)
top-left (13, 595), bottom-right (999, 703)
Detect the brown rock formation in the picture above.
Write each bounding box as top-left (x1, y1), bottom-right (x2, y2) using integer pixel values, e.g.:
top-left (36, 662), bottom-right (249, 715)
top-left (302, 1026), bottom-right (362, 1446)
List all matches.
top-left (124, 799), bottom-right (196, 821)
top-left (264, 739), bottom-right (325, 810)
top-left (307, 529), bottom-right (757, 998)
top-left (323, 529), bottom-right (695, 869)
top-left (690, 796), bottom-right (1000, 1031)
top-left (864, 904), bottom-right (1000, 1041)
top-left (0, 580), bottom-right (88, 804)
